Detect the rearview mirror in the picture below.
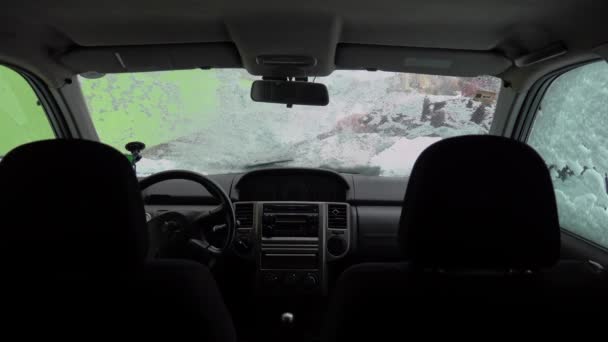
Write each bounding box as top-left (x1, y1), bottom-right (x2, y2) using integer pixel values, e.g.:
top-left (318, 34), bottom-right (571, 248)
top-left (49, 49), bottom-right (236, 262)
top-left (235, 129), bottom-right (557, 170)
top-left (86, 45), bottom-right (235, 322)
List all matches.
top-left (251, 80), bottom-right (329, 106)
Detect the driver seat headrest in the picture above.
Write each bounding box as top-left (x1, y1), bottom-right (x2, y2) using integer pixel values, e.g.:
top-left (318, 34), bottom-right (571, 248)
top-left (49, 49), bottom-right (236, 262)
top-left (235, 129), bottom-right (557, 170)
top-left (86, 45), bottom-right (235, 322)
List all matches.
top-left (0, 139), bottom-right (148, 271)
top-left (399, 135), bottom-right (560, 270)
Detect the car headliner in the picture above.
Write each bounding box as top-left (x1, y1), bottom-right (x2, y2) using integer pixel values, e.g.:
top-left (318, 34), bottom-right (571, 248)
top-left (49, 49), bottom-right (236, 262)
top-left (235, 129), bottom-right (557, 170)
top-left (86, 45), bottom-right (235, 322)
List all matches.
top-left (0, 0), bottom-right (607, 89)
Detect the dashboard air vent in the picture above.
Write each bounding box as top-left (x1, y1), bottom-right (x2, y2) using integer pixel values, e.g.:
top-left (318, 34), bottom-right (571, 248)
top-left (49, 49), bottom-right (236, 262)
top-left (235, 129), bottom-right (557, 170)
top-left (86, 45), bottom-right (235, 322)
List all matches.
top-left (235, 203), bottom-right (254, 228)
top-left (263, 204), bottom-right (319, 213)
top-left (328, 204), bottom-right (348, 229)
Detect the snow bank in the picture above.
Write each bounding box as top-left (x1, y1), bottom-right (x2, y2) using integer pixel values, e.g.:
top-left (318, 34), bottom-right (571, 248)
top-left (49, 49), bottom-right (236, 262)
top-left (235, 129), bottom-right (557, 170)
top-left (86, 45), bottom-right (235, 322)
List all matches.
top-left (137, 157), bottom-right (178, 176)
top-left (371, 137), bottom-right (442, 176)
top-left (291, 133), bottom-right (399, 171)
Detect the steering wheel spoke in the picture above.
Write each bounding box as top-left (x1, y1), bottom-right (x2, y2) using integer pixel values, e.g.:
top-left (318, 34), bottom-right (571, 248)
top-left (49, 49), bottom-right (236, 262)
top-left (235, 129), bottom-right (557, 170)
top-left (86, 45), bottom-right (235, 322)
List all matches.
top-left (190, 204), bottom-right (225, 224)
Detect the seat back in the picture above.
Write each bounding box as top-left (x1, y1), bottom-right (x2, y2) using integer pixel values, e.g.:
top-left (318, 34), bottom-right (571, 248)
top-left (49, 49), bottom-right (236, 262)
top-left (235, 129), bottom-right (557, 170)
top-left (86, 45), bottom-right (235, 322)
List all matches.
top-left (325, 136), bottom-right (608, 341)
top-left (400, 135), bottom-right (560, 269)
top-left (0, 140), bottom-right (236, 341)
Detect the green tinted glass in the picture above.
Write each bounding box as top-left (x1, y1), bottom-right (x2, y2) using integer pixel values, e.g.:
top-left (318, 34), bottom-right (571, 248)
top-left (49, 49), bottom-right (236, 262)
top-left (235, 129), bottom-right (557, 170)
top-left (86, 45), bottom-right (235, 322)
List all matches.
top-left (0, 65), bottom-right (54, 155)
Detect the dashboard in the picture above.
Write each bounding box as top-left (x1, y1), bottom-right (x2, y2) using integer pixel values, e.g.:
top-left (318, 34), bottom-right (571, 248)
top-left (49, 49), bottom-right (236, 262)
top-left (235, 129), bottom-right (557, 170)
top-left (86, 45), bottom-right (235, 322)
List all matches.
top-left (234, 169), bottom-right (349, 202)
top-left (142, 168), bottom-right (408, 293)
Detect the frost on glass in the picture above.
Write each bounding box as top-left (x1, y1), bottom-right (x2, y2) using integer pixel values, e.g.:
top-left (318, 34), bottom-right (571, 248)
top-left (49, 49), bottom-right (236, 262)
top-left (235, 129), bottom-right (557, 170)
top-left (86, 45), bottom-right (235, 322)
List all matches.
top-left (80, 70), bottom-right (500, 177)
top-left (528, 61), bottom-right (608, 248)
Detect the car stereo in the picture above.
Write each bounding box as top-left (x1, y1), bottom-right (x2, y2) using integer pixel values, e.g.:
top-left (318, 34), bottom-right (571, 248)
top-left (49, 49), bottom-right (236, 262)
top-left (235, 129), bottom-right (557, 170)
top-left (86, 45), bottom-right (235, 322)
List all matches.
top-left (262, 204), bottom-right (320, 238)
top-left (244, 202), bottom-right (350, 295)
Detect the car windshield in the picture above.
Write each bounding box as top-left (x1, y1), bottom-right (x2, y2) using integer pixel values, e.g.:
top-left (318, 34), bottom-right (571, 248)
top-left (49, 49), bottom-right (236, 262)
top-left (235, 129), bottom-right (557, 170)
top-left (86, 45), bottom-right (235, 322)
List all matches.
top-left (80, 69), bottom-right (501, 176)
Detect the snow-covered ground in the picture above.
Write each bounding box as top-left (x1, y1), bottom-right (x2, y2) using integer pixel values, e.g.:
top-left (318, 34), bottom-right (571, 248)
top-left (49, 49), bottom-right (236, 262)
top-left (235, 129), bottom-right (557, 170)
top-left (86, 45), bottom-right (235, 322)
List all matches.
top-left (371, 136), bottom-right (443, 176)
top-left (137, 70), bottom-right (499, 177)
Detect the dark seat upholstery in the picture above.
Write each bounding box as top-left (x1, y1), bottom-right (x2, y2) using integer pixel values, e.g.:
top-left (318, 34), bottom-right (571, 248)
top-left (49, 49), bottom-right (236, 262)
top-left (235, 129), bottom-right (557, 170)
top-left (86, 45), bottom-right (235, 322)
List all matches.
top-left (0, 140), bottom-right (236, 341)
top-left (325, 136), bottom-right (608, 341)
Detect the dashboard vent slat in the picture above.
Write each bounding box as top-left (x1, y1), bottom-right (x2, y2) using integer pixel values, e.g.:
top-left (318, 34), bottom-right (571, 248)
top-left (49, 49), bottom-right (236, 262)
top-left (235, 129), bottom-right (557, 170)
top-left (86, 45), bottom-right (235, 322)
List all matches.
top-left (263, 204), bottom-right (319, 213)
top-left (328, 204), bottom-right (348, 229)
top-left (235, 203), bottom-right (254, 228)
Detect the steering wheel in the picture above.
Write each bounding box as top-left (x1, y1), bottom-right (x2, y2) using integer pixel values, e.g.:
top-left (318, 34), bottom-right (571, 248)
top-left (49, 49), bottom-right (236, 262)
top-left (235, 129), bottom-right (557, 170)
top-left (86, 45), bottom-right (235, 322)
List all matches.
top-left (139, 170), bottom-right (236, 263)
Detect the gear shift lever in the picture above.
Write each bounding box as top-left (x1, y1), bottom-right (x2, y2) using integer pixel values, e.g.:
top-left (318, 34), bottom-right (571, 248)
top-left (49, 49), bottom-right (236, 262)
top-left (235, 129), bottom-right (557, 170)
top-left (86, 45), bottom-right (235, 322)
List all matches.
top-left (281, 312), bottom-right (295, 328)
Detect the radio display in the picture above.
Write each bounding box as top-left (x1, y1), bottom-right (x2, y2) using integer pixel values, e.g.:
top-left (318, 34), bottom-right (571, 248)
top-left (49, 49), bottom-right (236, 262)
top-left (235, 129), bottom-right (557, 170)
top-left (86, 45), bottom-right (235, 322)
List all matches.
top-left (262, 204), bottom-right (320, 238)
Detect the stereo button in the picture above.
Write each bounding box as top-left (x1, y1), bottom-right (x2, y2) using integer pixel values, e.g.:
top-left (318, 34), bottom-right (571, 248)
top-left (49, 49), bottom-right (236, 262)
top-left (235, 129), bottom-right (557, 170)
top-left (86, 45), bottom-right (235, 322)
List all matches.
top-left (262, 225), bottom-right (274, 237)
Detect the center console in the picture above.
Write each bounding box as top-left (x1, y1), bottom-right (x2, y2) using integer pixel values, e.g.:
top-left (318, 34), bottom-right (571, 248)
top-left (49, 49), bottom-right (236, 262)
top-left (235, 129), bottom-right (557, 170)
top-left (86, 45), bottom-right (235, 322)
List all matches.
top-left (260, 203), bottom-right (324, 295)
top-left (233, 201), bottom-right (351, 295)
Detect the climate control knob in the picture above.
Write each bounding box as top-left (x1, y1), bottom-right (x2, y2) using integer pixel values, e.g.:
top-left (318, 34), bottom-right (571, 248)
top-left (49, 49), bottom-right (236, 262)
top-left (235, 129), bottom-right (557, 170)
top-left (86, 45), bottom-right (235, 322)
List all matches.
top-left (302, 274), bottom-right (318, 290)
top-left (327, 236), bottom-right (347, 256)
top-left (263, 272), bottom-right (280, 286)
top-left (284, 273), bottom-right (298, 287)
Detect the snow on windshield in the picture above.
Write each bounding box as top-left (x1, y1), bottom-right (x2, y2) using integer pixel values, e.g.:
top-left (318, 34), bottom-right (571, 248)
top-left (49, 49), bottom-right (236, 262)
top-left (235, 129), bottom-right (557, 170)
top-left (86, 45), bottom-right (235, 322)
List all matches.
top-left (80, 70), bottom-right (501, 177)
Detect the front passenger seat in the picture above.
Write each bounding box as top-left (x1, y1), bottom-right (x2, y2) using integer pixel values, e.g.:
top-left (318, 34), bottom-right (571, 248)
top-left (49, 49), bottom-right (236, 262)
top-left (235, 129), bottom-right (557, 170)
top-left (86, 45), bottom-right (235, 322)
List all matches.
top-left (0, 139), bottom-right (236, 341)
top-left (325, 135), bottom-right (608, 341)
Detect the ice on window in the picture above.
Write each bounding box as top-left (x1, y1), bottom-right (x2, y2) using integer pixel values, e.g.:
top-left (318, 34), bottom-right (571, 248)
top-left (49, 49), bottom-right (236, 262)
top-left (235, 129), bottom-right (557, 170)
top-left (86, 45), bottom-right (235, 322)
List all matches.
top-left (80, 70), bottom-right (501, 177)
top-left (529, 61), bottom-right (608, 247)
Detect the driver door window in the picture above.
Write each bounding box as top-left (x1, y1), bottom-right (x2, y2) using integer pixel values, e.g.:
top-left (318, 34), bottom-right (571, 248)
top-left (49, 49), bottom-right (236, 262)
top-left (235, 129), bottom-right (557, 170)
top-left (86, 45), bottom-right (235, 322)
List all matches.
top-left (0, 65), bottom-right (54, 156)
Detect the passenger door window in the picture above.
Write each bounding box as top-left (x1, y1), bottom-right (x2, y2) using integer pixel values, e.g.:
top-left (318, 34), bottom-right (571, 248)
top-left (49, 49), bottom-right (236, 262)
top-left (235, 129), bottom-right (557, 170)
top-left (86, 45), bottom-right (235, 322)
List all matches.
top-left (0, 65), bottom-right (54, 156)
top-left (528, 60), bottom-right (608, 248)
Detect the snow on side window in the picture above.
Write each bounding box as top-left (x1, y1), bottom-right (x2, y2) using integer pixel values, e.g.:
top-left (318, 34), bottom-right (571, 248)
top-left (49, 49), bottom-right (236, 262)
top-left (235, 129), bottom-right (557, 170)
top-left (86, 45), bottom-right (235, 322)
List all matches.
top-left (528, 60), bottom-right (608, 248)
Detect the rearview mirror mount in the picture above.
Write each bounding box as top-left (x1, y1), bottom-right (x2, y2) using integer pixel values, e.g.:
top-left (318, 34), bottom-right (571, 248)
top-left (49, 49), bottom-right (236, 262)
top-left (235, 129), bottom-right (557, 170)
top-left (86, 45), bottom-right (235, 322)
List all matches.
top-left (250, 79), bottom-right (329, 107)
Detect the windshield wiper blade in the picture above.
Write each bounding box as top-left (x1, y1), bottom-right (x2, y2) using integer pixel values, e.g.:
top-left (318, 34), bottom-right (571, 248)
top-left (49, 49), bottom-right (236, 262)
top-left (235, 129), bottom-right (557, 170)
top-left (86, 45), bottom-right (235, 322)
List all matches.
top-left (244, 159), bottom-right (294, 169)
top-left (320, 165), bottom-right (382, 176)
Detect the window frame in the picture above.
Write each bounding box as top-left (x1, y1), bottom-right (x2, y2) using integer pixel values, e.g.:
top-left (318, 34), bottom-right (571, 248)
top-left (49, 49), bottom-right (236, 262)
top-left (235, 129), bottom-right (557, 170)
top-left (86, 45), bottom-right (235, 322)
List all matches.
top-left (516, 58), bottom-right (608, 252)
top-left (1, 63), bottom-right (72, 139)
top-left (512, 60), bottom-right (602, 141)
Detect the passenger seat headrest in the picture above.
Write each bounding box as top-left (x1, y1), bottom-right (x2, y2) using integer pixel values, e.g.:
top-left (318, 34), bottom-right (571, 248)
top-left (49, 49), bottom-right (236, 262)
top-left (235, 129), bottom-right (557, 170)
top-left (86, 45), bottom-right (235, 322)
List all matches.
top-left (399, 135), bottom-right (560, 269)
top-left (0, 140), bottom-right (148, 271)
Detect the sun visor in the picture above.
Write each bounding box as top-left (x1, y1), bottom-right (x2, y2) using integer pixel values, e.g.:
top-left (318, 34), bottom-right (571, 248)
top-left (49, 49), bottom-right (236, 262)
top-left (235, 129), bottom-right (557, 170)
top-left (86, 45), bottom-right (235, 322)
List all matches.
top-left (335, 44), bottom-right (512, 77)
top-left (60, 43), bottom-right (242, 74)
